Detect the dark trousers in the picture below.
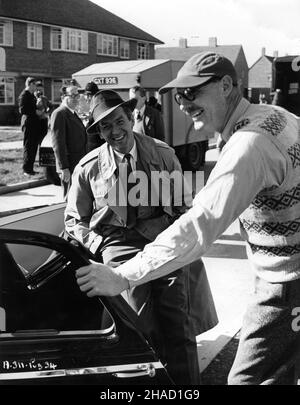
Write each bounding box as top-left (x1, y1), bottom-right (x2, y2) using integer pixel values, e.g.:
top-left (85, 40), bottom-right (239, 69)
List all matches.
top-left (228, 276), bottom-right (300, 385)
top-left (22, 124), bottom-right (40, 173)
top-left (97, 228), bottom-right (201, 385)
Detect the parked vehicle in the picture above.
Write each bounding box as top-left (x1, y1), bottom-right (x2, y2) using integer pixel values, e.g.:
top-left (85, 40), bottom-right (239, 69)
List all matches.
top-left (73, 60), bottom-right (210, 171)
top-left (272, 55), bottom-right (300, 116)
top-left (0, 204), bottom-right (172, 385)
top-left (39, 60), bottom-right (210, 184)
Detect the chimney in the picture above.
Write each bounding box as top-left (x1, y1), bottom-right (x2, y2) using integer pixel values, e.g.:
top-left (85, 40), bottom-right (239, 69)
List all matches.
top-left (261, 47), bottom-right (266, 56)
top-left (179, 38), bottom-right (188, 48)
top-left (208, 37), bottom-right (217, 48)
top-left (273, 50), bottom-right (278, 58)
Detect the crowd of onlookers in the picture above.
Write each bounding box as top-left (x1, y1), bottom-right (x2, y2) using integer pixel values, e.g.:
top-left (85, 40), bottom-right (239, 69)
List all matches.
top-left (17, 78), bottom-right (163, 183)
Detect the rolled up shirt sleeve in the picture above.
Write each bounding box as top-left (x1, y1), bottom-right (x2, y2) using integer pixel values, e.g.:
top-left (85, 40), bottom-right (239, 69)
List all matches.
top-left (117, 131), bottom-right (287, 286)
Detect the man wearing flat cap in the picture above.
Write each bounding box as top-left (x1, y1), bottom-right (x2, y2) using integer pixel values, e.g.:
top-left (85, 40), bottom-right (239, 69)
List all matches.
top-left (65, 89), bottom-right (218, 384)
top-left (74, 52), bottom-right (300, 385)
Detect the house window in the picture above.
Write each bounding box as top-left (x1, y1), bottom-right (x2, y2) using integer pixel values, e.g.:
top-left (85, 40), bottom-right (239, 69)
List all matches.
top-left (51, 27), bottom-right (88, 53)
top-left (97, 34), bottom-right (118, 56)
top-left (27, 24), bottom-right (43, 49)
top-left (0, 19), bottom-right (13, 46)
top-left (0, 77), bottom-right (15, 105)
top-left (137, 42), bottom-right (150, 59)
top-left (51, 78), bottom-right (72, 103)
top-left (120, 38), bottom-right (129, 59)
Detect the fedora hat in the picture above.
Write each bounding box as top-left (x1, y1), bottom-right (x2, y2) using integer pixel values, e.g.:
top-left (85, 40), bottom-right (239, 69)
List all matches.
top-left (87, 90), bottom-right (137, 134)
top-left (84, 81), bottom-right (99, 96)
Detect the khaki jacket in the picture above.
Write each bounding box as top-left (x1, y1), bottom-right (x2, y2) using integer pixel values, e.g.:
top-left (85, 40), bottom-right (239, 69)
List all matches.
top-left (65, 132), bottom-right (218, 334)
top-left (65, 132), bottom-right (192, 252)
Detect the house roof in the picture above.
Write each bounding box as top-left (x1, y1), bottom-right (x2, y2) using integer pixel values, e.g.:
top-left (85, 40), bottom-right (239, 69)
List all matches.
top-left (155, 45), bottom-right (244, 66)
top-left (73, 59), bottom-right (171, 76)
top-left (0, 0), bottom-right (163, 44)
top-left (249, 55), bottom-right (274, 70)
top-left (274, 55), bottom-right (298, 63)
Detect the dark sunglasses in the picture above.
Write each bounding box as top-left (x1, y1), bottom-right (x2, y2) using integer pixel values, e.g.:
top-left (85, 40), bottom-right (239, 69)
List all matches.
top-left (67, 93), bottom-right (80, 99)
top-left (174, 77), bottom-right (222, 105)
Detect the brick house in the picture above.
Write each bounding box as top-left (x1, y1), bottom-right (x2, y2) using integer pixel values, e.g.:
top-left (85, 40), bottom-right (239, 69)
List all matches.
top-left (248, 47), bottom-right (278, 103)
top-left (0, 0), bottom-right (163, 124)
top-left (155, 37), bottom-right (249, 96)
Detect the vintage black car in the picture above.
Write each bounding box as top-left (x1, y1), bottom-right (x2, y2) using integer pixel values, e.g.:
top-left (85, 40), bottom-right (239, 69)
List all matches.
top-left (0, 204), bottom-right (172, 385)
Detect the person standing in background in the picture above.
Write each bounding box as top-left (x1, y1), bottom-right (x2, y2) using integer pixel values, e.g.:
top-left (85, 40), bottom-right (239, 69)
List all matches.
top-left (50, 85), bottom-right (87, 199)
top-left (84, 82), bottom-right (105, 152)
top-left (18, 77), bottom-right (40, 176)
top-left (148, 95), bottom-right (162, 112)
top-left (129, 86), bottom-right (165, 141)
top-left (35, 81), bottom-right (52, 145)
top-left (272, 89), bottom-right (284, 106)
top-left (259, 93), bottom-right (268, 104)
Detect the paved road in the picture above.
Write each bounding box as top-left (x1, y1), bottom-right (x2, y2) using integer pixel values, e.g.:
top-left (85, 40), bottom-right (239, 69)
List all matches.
top-left (0, 147), bottom-right (253, 375)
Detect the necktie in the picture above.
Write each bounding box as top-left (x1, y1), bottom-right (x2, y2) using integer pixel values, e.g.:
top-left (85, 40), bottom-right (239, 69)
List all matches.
top-left (136, 111), bottom-right (142, 121)
top-left (124, 153), bottom-right (136, 227)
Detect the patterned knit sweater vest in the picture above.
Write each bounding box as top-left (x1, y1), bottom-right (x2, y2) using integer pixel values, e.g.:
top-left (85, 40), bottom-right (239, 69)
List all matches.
top-left (235, 104), bottom-right (300, 282)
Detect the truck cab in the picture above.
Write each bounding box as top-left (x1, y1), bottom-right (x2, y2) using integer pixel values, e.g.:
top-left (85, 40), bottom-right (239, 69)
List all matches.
top-left (40, 59), bottom-right (213, 184)
top-left (272, 55), bottom-right (300, 116)
top-left (72, 59), bottom-right (211, 170)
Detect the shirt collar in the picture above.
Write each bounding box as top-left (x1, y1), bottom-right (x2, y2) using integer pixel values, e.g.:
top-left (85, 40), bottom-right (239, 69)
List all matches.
top-left (112, 139), bottom-right (137, 165)
top-left (222, 98), bottom-right (251, 142)
top-left (63, 102), bottom-right (75, 114)
top-left (134, 104), bottom-right (146, 117)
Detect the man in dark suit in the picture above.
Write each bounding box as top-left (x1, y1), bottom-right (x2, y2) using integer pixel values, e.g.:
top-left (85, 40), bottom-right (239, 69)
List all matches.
top-left (129, 86), bottom-right (165, 141)
top-left (35, 81), bottom-right (52, 145)
top-left (18, 77), bottom-right (40, 176)
top-left (50, 85), bottom-right (87, 199)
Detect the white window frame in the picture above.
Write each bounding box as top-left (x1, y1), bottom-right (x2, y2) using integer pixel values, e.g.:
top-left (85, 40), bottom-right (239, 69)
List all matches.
top-left (120, 38), bottom-right (130, 59)
top-left (27, 24), bottom-right (43, 50)
top-left (137, 42), bottom-right (150, 60)
top-left (0, 77), bottom-right (15, 105)
top-left (50, 27), bottom-right (88, 53)
top-left (97, 34), bottom-right (118, 57)
top-left (0, 19), bottom-right (13, 46)
top-left (51, 78), bottom-right (72, 104)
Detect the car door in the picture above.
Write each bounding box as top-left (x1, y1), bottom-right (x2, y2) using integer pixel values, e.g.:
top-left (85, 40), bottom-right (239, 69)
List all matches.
top-left (0, 228), bottom-right (172, 385)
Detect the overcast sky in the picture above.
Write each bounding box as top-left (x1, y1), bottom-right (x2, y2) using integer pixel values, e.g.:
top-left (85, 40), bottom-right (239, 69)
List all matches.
top-left (91, 0), bottom-right (300, 66)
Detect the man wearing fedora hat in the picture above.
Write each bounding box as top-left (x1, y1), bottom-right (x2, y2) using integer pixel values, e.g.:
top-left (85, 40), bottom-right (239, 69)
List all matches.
top-left (65, 89), bottom-right (218, 384)
top-left (74, 52), bottom-right (300, 385)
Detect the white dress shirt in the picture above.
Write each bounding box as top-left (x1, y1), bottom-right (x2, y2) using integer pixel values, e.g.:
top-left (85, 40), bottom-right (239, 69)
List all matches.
top-left (112, 140), bottom-right (137, 174)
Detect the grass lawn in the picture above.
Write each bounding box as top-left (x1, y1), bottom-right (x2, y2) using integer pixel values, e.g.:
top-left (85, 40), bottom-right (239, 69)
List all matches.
top-left (0, 128), bottom-right (23, 143)
top-left (0, 148), bottom-right (44, 186)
